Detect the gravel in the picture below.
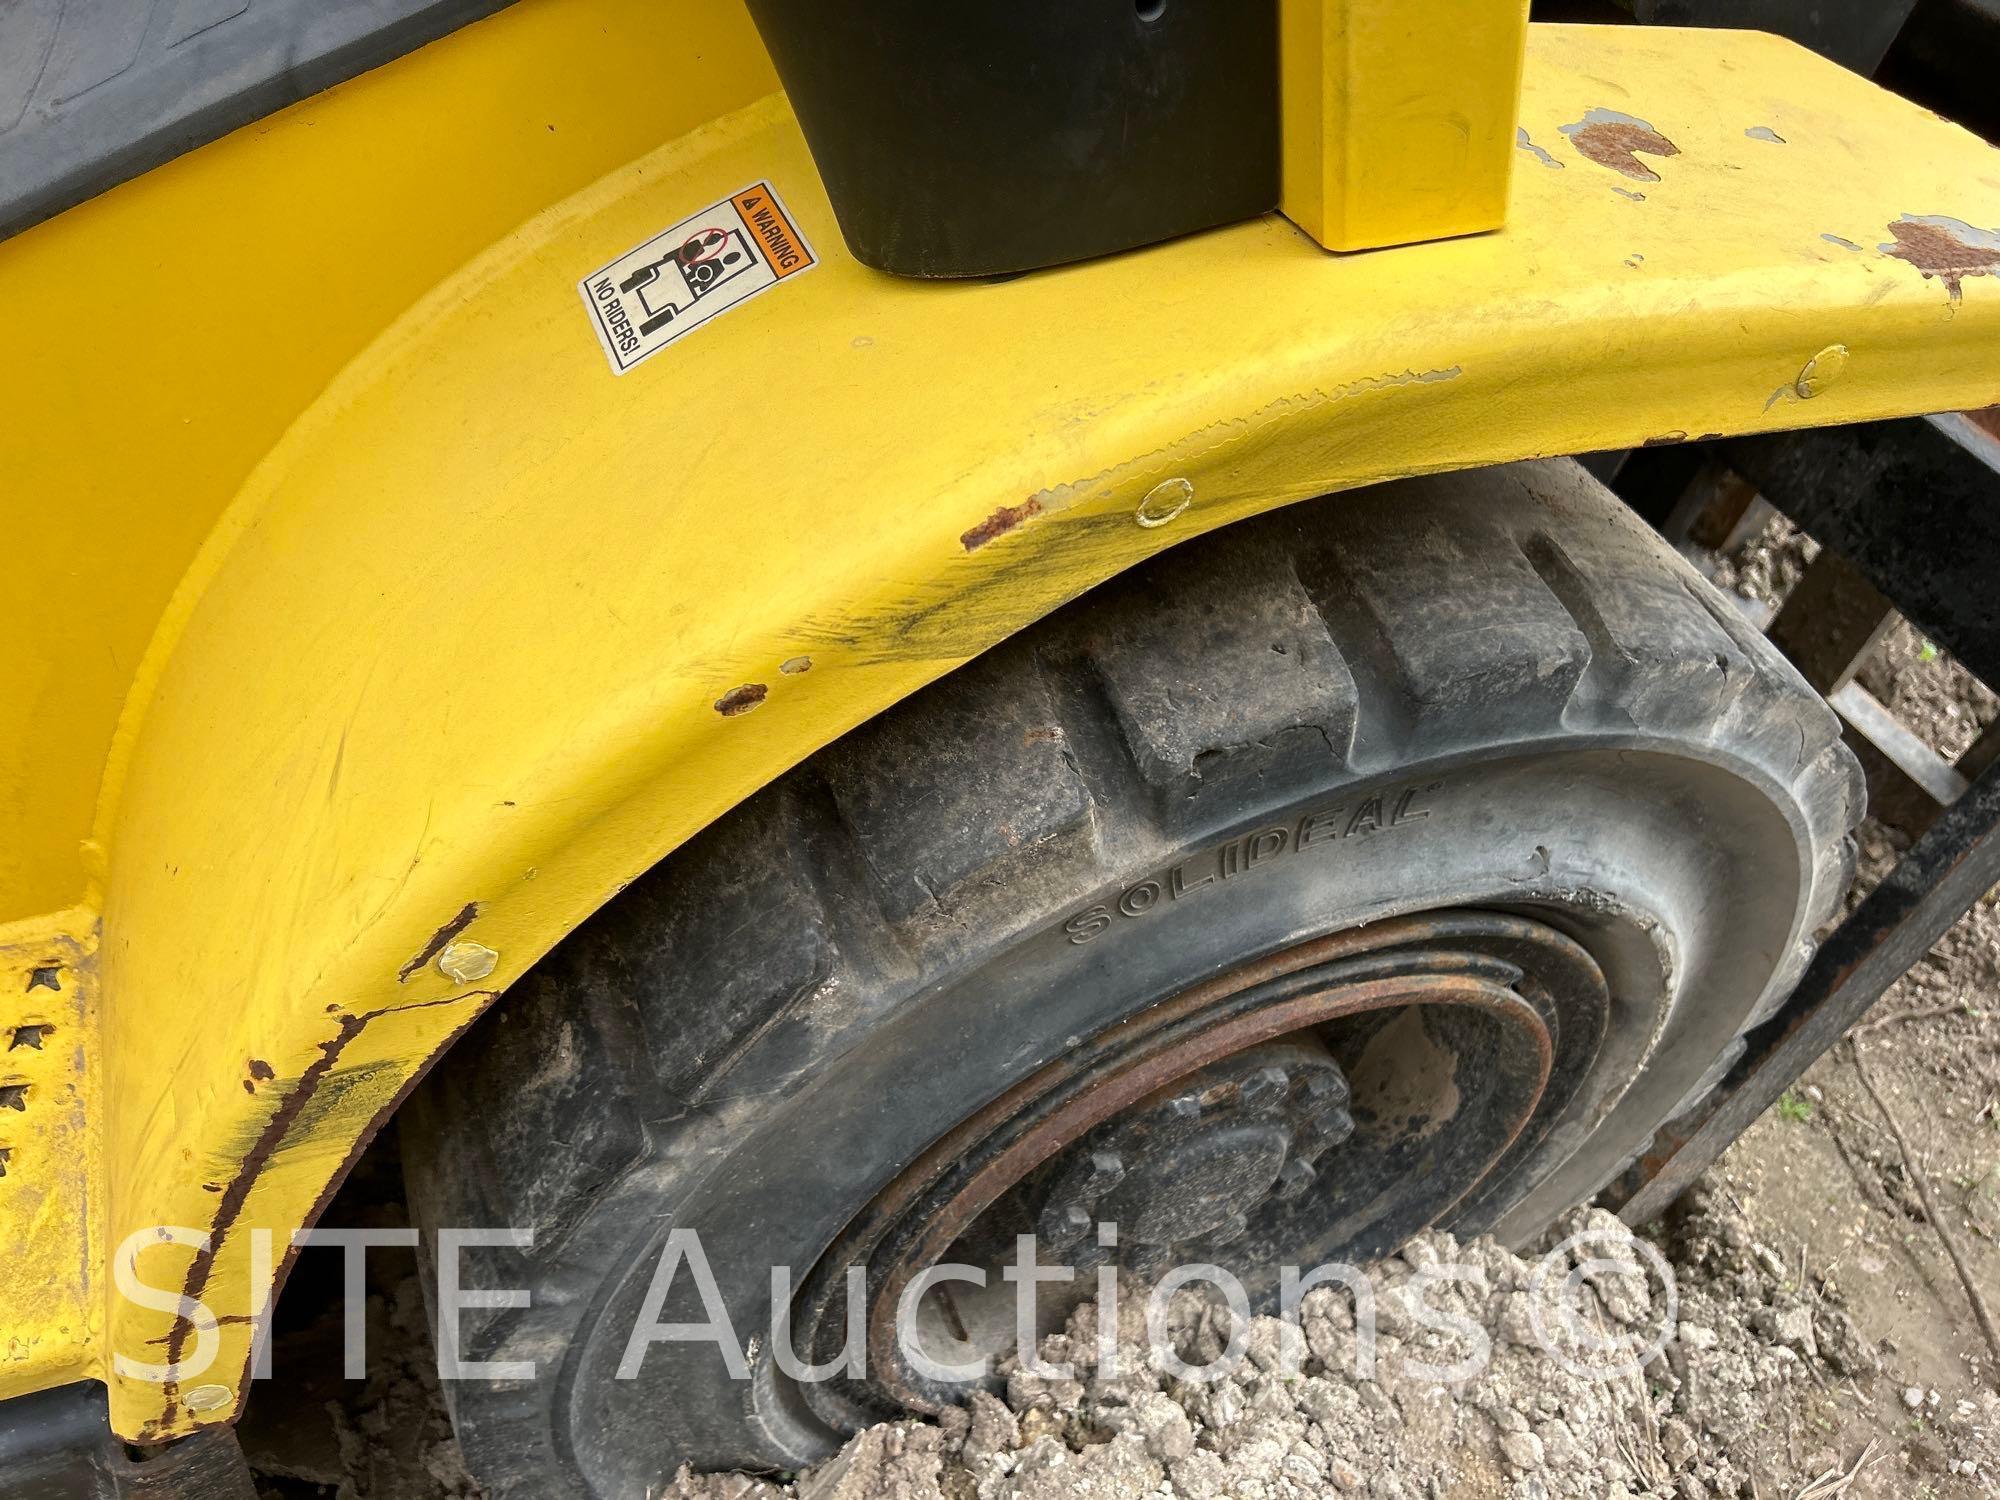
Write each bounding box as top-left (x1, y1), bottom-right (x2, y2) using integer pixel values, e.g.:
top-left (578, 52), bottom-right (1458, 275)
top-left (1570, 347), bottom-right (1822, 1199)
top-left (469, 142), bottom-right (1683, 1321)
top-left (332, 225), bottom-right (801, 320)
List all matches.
top-left (666, 1193), bottom-right (1998, 1500)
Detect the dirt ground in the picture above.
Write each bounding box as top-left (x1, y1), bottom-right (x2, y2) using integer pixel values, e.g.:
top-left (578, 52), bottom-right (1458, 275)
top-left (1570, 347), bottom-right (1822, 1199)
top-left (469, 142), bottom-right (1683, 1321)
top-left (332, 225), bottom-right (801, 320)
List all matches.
top-left (243, 519), bottom-right (2000, 1499)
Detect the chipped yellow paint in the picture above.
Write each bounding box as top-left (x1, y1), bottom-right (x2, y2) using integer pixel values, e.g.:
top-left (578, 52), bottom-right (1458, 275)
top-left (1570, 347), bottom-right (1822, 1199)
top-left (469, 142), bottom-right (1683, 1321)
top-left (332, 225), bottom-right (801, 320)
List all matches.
top-left (0, 4), bottom-right (1998, 1443)
top-left (1281, 0), bottom-right (1531, 249)
top-left (0, 912), bottom-right (97, 1399)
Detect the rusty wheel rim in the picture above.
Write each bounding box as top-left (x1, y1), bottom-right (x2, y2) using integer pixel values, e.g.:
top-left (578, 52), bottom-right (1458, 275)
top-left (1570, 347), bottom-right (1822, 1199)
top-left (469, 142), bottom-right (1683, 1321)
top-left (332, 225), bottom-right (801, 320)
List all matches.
top-left (792, 910), bottom-right (1608, 1429)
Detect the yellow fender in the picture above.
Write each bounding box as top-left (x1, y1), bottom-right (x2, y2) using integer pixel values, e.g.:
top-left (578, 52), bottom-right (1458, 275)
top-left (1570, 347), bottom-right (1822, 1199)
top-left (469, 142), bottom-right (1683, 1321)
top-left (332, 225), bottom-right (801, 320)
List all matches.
top-left (2, 0), bottom-right (1998, 1443)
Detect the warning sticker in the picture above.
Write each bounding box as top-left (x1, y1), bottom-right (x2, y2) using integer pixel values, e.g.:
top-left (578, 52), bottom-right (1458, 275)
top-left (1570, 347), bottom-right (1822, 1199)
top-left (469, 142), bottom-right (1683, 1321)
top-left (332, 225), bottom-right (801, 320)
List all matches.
top-left (578, 182), bottom-right (816, 374)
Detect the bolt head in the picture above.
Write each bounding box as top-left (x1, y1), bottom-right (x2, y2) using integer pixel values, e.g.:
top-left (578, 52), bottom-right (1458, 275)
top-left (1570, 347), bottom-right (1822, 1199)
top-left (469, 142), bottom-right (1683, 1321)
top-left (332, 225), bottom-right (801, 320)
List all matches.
top-left (437, 940), bottom-right (499, 983)
top-left (1136, 477), bottom-right (1194, 529)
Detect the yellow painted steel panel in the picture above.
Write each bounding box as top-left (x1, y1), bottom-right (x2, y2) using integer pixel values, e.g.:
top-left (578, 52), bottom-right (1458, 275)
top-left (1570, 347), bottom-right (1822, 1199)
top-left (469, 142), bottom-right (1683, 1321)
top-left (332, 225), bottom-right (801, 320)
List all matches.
top-left (1282, 0), bottom-right (1532, 250)
top-left (0, 916), bottom-right (95, 1394)
top-left (0, 0), bottom-right (776, 923)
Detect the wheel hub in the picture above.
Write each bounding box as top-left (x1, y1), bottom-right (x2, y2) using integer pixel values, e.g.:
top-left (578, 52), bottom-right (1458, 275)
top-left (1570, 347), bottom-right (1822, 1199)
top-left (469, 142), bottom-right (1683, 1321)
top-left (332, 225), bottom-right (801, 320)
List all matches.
top-left (790, 909), bottom-right (1611, 1432)
top-left (1032, 1040), bottom-right (1354, 1272)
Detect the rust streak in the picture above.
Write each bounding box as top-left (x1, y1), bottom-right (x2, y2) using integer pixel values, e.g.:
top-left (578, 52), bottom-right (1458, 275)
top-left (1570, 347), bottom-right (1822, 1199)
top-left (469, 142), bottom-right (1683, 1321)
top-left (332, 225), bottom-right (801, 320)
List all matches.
top-left (960, 498), bottom-right (1043, 552)
top-left (144, 1312), bottom-right (258, 1346)
top-left (396, 902), bottom-right (480, 982)
top-left (714, 683), bottom-right (769, 717)
top-left (160, 1011), bottom-right (364, 1421)
top-left (160, 990), bottom-right (491, 1427)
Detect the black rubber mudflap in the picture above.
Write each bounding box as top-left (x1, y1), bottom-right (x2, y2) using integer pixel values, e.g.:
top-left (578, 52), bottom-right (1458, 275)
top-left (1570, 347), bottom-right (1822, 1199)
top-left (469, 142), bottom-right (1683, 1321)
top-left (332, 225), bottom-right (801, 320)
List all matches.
top-left (0, 0), bottom-right (516, 243)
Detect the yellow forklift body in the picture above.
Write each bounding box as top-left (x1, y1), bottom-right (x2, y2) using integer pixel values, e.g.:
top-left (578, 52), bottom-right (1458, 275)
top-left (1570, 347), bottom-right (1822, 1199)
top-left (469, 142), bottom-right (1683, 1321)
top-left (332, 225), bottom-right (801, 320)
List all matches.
top-left (2, 0), bottom-right (1998, 1443)
top-left (1281, 0), bottom-right (1532, 250)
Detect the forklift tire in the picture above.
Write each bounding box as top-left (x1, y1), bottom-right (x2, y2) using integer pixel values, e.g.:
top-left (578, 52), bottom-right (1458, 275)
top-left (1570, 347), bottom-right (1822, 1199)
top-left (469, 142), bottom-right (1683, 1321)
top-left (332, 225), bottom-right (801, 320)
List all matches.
top-left (401, 458), bottom-right (1860, 1495)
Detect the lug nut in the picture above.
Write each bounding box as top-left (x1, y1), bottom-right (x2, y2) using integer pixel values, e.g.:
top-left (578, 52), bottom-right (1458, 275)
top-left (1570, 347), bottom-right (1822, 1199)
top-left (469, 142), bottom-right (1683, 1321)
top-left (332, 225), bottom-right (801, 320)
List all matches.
top-left (1297, 1069), bottom-right (1349, 1116)
top-left (1275, 1158), bottom-right (1317, 1200)
top-left (1311, 1107), bottom-right (1355, 1148)
top-left (1295, 1106), bottom-right (1355, 1161)
top-left (1239, 1066), bottom-right (1289, 1112)
top-left (1080, 1150), bottom-right (1126, 1195)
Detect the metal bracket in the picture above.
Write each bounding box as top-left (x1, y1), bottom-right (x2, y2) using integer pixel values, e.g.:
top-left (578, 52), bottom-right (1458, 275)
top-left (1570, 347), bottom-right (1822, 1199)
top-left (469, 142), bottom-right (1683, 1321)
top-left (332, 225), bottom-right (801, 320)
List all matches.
top-left (0, 1385), bottom-right (252, 1500)
top-left (1616, 411), bottom-right (2000, 1221)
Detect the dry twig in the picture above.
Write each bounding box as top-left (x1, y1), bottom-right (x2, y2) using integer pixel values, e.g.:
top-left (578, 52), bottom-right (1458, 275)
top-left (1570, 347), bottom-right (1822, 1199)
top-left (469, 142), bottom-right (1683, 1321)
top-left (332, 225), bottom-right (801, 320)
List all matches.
top-left (1851, 1038), bottom-right (2000, 1372)
top-left (1792, 1438), bottom-right (1879, 1499)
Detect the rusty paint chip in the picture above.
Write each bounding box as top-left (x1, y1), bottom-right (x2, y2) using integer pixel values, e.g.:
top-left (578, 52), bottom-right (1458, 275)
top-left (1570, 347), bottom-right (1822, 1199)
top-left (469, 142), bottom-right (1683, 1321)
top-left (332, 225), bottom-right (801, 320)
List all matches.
top-left (1881, 215), bottom-right (2000, 303)
top-left (8, 1024), bottom-right (47, 1051)
top-left (0, 1084), bottom-right (27, 1111)
top-left (25, 965), bottom-right (60, 993)
top-left (1560, 108), bottom-right (1679, 182)
top-left (248, 1058), bottom-right (275, 1081)
top-left (960, 498), bottom-right (1043, 552)
top-left (397, 902), bottom-right (481, 982)
top-left (780, 656), bottom-right (813, 675)
top-left (715, 683), bottom-right (769, 717)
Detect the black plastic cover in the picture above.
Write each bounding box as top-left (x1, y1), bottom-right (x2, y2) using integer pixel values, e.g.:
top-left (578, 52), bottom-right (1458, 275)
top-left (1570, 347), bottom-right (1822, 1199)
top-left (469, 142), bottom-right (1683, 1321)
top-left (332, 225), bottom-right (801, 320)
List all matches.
top-left (741, 0), bottom-right (1280, 278)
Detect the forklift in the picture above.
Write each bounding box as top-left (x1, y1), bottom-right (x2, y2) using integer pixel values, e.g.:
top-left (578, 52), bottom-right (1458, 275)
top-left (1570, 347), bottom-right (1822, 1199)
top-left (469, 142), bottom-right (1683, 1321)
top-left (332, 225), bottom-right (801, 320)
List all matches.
top-left (1, 1), bottom-right (1997, 1493)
